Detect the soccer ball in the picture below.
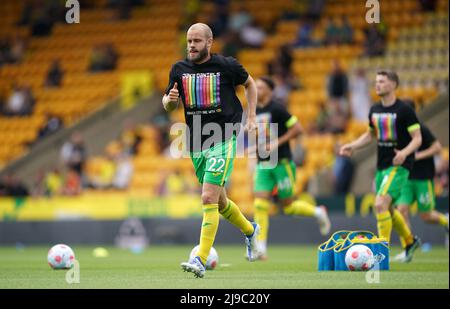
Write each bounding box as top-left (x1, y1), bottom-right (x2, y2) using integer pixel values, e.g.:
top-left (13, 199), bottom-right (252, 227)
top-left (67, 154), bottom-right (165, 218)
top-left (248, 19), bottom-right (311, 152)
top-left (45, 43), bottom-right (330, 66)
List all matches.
top-left (189, 245), bottom-right (219, 270)
top-left (47, 244), bottom-right (75, 269)
top-left (345, 244), bottom-right (374, 271)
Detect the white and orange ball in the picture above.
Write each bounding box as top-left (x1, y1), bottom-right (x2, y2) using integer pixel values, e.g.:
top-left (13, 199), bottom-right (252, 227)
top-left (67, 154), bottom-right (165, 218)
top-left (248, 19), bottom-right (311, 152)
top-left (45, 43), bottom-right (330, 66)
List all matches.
top-left (189, 245), bottom-right (219, 270)
top-left (345, 244), bottom-right (374, 271)
top-left (47, 244), bottom-right (75, 269)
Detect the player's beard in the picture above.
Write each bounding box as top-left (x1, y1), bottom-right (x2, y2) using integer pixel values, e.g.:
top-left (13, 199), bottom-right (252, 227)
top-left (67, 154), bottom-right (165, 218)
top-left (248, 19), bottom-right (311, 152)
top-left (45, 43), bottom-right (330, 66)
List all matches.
top-left (256, 95), bottom-right (265, 105)
top-left (188, 46), bottom-right (209, 63)
top-left (376, 89), bottom-right (389, 97)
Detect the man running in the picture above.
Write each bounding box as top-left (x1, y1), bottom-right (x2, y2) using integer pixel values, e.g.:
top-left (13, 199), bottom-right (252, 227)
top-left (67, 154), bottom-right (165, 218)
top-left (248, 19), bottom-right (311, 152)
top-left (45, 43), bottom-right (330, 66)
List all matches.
top-left (163, 23), bottom-right (259, 278)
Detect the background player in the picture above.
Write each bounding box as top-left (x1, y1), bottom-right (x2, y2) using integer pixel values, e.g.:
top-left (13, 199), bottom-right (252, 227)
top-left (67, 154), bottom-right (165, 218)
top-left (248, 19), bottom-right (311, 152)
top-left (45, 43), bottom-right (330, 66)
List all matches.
top-left (162, 23), bottom-right (259, 278)
top-left (339, 70), bottom-right (422, 261)
top-left (393, 103), bottom-right (449, 262)
top-left (252, 76), bottom-right (331, 260)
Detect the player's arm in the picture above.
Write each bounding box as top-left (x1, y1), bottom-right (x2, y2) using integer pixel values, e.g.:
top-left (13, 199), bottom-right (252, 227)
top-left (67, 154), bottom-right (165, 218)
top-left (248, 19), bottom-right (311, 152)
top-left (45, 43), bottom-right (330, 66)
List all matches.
top-left (393, 127), bottom-right (422, 166)
top-left (162, 82), bottom-right (179, 112)
top-left (415, 140), bottom-right (442, 161)
top-left (273, 117), bottom-right (303, 149)
top-left (415, 127), bottom-right (441, 161)
top-left (339, 129), bottom-right (374, 157)
top-left (244, 75), bottom-right (257, 131)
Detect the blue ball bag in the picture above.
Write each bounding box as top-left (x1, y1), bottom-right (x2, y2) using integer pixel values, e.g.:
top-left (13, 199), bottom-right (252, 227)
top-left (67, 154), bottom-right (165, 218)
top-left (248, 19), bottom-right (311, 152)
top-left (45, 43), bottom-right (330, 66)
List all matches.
top-left (317, 230), bottom-right (351, 271)
top-left (318, 230), bottom-right (390, 271)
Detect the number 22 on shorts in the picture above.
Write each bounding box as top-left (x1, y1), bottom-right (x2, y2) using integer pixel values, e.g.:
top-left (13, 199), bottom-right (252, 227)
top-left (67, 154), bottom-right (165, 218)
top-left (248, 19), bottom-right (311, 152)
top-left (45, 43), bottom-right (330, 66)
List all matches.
top-left (207, 158), bottom-right (225, 173)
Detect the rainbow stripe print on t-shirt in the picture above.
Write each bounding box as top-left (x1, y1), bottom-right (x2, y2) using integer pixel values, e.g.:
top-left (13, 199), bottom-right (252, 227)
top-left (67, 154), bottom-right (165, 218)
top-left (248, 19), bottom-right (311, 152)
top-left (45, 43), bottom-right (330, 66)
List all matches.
top-left (371, 113), bottom-right (398, 141)
top-left (181, 72), bottom-right (221, 109)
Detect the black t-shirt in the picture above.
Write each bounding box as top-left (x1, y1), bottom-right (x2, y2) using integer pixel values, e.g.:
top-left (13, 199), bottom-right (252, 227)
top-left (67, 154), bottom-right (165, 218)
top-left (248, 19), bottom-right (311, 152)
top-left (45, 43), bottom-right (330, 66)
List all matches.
top-left (411, 124), bottom-right (436, 180)
top-left (369, 99), bottom-right (420, 171)
top-left (256, 100), bottom-right (297, 162)
top-left (165, 54), bottom-right (249, 152)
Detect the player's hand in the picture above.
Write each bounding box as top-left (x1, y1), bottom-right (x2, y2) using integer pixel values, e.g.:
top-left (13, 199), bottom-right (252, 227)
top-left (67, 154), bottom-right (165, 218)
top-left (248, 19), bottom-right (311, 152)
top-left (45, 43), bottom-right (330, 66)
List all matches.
top-left (414, 151), bottom-right (425, 161)
top-left (245, 115), bottom-right (257, 133)
top-left (168, 82), bottom-right (179, 103)
top-left (393, 149), bottom-right (406, 166)
top-left (339, 144), bottom-right (353, 157)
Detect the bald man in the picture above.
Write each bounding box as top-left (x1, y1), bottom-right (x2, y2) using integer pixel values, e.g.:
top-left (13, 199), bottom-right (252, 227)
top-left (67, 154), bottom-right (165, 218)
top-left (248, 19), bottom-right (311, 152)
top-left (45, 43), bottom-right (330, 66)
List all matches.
top-left (163, 23), bottom-right (259, 278)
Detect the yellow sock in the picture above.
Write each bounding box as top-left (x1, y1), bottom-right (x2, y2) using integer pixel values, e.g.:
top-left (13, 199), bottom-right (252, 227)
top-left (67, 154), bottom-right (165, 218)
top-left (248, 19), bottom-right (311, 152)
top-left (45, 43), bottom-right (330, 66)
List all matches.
top-left (254, 198), bottom-right (270, 243)
top-left (284, 200), bottom-right (316, 217)
top-left (220, 199), bottom-right (254, 236)
top-left (376, 210), bottom-right (393, 243)
top-left (391, 209), bottom-right (413, 247)
top-left (196, 204), bottom-right (219, 265)
top-left (438, 213), bottom-right (449, 228)
top-left (397, 235), bottom-right (407, 249)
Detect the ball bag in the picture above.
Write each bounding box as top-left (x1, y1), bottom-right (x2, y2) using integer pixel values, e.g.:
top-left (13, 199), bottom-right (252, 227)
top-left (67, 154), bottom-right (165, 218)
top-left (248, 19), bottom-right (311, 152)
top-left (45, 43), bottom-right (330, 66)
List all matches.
top-left (318, 230), bottom-right (389, 271)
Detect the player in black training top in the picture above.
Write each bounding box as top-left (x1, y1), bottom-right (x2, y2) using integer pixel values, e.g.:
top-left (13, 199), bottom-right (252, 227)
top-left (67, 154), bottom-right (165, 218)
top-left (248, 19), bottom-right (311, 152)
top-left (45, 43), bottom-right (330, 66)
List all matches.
top-left (340, 70), bottom-right (422, 262)
top-left (162, 23), bottom-right (259, 278)
top-left (251, 76), bottom-right (331, 260)
top-left (393, 101), bottom-right (448, 262)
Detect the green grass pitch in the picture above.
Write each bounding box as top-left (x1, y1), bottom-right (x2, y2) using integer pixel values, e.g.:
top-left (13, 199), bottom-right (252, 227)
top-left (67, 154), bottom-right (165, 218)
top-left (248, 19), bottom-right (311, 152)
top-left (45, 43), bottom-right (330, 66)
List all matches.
top-left (0, 245), bottom-right (447, 289)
